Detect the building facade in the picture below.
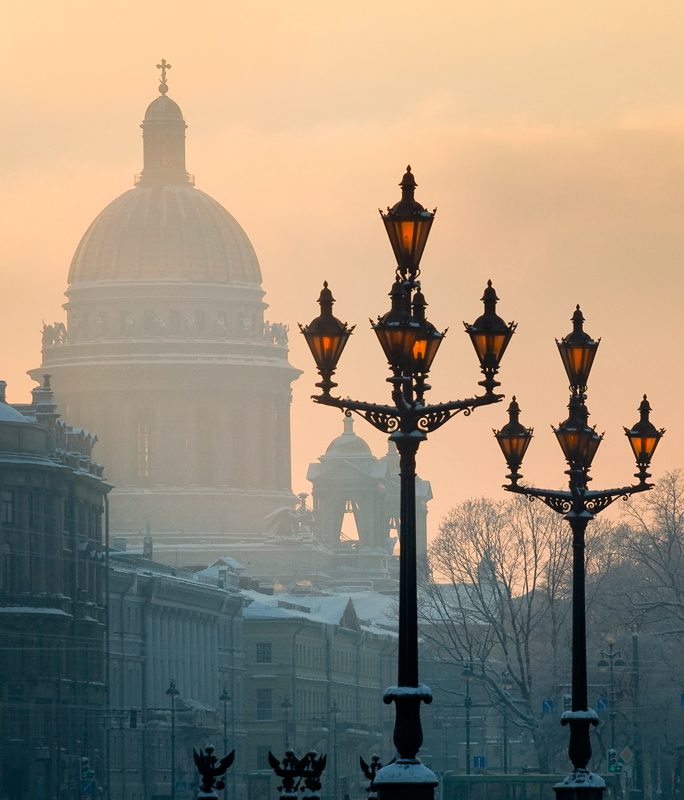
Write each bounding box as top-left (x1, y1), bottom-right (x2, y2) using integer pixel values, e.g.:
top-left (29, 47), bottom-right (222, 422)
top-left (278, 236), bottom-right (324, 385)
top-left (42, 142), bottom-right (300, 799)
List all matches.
top-left (0, 376), bottom-right (110, 800)
top-left (107, 554), bottom-right (245, 800)
top-left (32, 69), bottom-right (300, 557)
top-left (242, 590), bottom-right (397, 800)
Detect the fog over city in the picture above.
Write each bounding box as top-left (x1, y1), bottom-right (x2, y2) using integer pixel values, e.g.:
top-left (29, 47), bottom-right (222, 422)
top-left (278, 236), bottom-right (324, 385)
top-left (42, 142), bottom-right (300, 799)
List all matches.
top-left (2, 3), bottom-right (684, 800)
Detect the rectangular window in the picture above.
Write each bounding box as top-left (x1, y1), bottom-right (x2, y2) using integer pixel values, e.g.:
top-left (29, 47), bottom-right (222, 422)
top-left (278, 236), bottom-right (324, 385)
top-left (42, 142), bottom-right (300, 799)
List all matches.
top-left (1, 490), bottom-right (15, 524)
top-left (256, 643), bottom-right (272, 664)
top-left (256, 688), bottom-right (272, 721)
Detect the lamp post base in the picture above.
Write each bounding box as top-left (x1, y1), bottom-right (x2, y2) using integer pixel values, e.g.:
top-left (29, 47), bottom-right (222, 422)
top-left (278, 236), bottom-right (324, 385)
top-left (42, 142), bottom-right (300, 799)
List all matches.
top-left (374, 759), bottom-right (438, 800)
top-left (554, 770), bottom-right (606, 800)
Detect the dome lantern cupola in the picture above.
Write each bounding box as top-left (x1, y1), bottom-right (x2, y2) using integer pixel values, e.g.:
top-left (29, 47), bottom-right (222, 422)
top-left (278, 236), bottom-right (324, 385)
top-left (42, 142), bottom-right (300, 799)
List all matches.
top-left (136, 60), bottom-right (193, 188)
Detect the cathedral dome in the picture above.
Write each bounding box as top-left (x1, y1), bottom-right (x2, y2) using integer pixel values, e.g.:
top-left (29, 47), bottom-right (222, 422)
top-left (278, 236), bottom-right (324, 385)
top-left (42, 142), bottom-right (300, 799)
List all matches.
top-left (68, 186), bottom-right (262, 285)
top-left (68, 64), bottom-right (261, 286)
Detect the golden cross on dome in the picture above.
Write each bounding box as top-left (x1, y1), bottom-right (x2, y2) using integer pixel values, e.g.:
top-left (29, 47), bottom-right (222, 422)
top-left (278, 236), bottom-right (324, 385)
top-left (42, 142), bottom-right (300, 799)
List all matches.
top-left (156, 59), bottom-right (171, 95)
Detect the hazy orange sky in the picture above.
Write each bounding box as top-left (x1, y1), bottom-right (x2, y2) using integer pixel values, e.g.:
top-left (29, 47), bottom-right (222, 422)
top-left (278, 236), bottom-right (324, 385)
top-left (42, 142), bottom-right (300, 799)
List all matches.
top-left (2, 1), bottom-right (684, 540)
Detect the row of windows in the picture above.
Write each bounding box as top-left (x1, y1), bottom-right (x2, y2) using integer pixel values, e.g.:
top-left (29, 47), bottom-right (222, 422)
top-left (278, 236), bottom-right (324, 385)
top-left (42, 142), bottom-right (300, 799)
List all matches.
top-left (253, 687), bottom-right (382, 726)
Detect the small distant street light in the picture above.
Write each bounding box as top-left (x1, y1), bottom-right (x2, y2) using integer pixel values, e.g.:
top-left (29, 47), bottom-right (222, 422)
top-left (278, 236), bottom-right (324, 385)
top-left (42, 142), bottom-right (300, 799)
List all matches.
top-left (281, 695), bottom-right (293, 750)
top-left (166, 679), bottom-right (180, 800)
top-left (500, 671), bottom-right (515, 775)
top-left (331, 699), bottom-right (340, 800)
top-left (219, 686), bottom-right (232, 800)
top-left (494, 307), bottom-right (663, 800)
top-left (597, 635), bottom-right (626, 754)
top-left (462, 666), bottom-right (473, 776)
top-left (300, 167), bottom-right (514, 800)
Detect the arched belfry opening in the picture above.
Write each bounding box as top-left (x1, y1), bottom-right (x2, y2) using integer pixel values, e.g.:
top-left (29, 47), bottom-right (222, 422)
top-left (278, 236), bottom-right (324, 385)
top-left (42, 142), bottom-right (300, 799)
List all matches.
top-left (306, 416), bottom-right (432, 560)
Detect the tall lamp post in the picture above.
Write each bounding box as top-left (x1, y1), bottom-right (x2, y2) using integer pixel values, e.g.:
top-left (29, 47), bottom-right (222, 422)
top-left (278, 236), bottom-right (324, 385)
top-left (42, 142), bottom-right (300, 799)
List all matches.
top-left (300, 167), bottom-right (515, 799)
top-left (219, 686), bottom-right (232, 800)
top-left (462, 667), bottom-right (473, 776)
top-left (597, 635), bottom-right (626, 755)
top-left (331, 699), bottom-right (340, 800)
top-left (493, 307), bottom-right (664, 800)
top-left (501, 671), bottom-right (514, 775)
top-left (166, 679), bottom-right (180, 800)
top-left (281, 696), bottom-right (293, 750)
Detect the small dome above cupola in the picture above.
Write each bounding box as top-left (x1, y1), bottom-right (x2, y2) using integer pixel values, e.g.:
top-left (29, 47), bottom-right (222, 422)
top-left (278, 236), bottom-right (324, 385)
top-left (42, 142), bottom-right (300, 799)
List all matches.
top-left (324, 415), bottom-right (373, 457)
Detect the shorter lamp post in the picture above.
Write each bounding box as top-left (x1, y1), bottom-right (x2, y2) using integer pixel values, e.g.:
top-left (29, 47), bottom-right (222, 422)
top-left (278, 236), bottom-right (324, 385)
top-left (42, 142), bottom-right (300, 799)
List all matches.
top-left (281, 696), bottom-right (293, 750)
top-left (493, 306), bottom-right (664, 800)
top-left (597, 635), bottom-right (625, 754)
top-left (219, 687), bottom-right (232, 800)
top-left (500, 672), bottom-right (514, 775)
top-left (462, 667), bottom-right (473, 776)
top-left (166, 679), bottom-right (180, 800)
top-left (331, 700), bottom-right (340, 800)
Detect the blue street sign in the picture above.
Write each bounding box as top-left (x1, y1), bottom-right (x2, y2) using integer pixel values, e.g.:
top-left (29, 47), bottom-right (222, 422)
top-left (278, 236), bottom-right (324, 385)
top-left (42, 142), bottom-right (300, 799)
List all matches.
top-left (597, 698), bottom-right (609, 710)
top-left (175, 781), bottom-right (187, 792)
top-left (79, 782), bottom-right (93, 796)
top-left (474, 756), bottom-right (486, 769)
top-left (542, 699), bottom-right (554, 714)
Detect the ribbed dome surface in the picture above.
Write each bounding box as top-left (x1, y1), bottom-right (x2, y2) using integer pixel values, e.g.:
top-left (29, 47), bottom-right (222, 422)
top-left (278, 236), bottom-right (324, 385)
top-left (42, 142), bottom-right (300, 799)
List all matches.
top-left (68, 185), bottom-right (262, 285)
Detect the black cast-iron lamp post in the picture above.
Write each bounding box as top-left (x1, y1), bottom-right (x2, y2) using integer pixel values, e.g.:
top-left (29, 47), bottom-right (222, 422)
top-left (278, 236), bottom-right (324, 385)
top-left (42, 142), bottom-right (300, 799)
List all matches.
top-left (597, 635), bottom-right (626, 754)
top-left (300, 167), bottom-right (516, 799)
top-left (166, 679), bottom-right (180, 800)
top-left (493, 307), bottom-right (664, 800)
top-left (219, 687), bottom-right (231, 800)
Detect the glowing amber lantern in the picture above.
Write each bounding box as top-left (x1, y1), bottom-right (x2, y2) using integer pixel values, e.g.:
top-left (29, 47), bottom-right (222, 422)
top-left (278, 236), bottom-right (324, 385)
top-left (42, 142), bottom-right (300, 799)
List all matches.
top-left (494, 397), bottom-right (533, 483)
top-left (624, 395), bottom-right (665, 480)
top-left (464, 281), bottom-right (516, 393)
top-left (409, 287), bottom-right (444, 374)
top-left (380, 166), bottom-right (435, 280)
top-left (373, 277), bottom-right (421, 371)
top-left (299, 282), bottom-right (354, 393)
top-left (556, 306), bottom-right (600, 392)
top-left (554, 394), bottom-right (602, 470)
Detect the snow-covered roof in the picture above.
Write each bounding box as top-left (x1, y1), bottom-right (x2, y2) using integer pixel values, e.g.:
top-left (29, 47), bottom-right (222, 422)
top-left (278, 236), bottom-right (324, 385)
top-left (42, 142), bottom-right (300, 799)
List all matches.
top-left (242, 589), bottom-right (397, 636)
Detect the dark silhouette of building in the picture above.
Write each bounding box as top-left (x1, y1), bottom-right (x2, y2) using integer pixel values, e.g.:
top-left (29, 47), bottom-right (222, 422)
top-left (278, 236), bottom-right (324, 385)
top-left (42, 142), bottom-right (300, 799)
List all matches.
top-left (0, 376), bottom-right (110, 800)
top-left (33, 68), bottom-right (300, 559)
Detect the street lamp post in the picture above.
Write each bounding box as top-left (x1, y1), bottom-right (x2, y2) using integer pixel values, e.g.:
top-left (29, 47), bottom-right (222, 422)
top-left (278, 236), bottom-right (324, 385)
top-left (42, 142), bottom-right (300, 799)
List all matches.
top-left (300, 167), bottom-right (515, 800)
top-left (462, 668), bottom-right (472, 776)
top-left (597, 635), bottom-right (626, 754)
top-left (331, 700), bottom-right (340, 800)
top-left (281, 696), bottom-right (293, 750)
top-left (219, 687), bottom-right (232, 800)
top-left (166, 679), bottom-right (180, 800)
top-left (501, 672), bottom-right (514, 775)
top-left (493, 307), bottom-right (664, 800)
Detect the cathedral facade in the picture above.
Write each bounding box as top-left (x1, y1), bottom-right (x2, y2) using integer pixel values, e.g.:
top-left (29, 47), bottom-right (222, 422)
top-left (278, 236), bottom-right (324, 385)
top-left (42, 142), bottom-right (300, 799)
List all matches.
top-left (32, 68), bottom-right (300, 552)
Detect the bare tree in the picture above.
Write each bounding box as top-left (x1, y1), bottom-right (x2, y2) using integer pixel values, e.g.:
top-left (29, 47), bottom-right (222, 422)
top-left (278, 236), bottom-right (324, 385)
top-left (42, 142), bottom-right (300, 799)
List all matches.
top-left (621, 470), bottom-right (684, 633)
top-left (421, 495), bottom-right (617, 772)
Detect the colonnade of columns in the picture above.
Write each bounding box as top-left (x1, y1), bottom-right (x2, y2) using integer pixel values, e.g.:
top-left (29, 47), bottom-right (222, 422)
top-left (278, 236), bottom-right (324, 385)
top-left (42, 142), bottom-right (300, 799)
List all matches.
top-left (145, 607), bottom-right (220, 707)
